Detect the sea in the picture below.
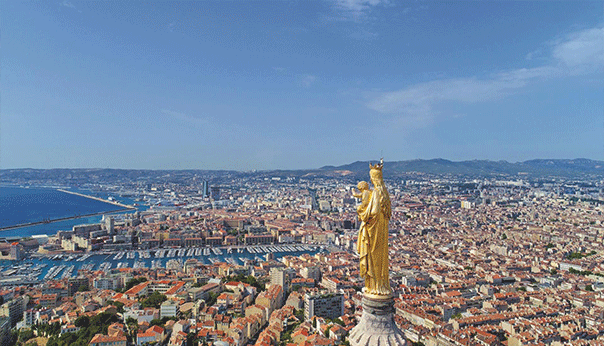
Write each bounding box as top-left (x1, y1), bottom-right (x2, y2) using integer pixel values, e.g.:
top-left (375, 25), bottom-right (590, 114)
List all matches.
top-left (0, 186), bottom-right (322, 282)
top-left (0, 186), bottom-right (142, 239)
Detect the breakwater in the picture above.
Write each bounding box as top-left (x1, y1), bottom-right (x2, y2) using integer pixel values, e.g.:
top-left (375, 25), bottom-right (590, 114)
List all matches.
top-left (0, 188), bottom-right (135, 232)
top-left (0, 208), bottom-right (132, 232)
top-left (57, 189), bottom-right (135, 209)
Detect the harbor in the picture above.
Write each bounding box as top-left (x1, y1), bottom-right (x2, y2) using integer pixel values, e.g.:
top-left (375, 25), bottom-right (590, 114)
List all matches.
top-left (0, 244), bottom-right (322, 286)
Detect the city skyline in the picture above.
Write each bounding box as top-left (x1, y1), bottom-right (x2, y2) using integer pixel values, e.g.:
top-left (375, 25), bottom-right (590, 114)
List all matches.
top-left (2, 1), bottom-right (603, 170)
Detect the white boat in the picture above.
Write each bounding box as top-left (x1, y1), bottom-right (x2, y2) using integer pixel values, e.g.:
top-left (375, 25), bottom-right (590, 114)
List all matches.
top-left (61, 265), bottom-right (75, 279)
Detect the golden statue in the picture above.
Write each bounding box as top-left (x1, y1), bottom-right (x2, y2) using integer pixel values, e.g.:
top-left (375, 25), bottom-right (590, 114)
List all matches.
top-left (352, 159), bottom-right (392, 296)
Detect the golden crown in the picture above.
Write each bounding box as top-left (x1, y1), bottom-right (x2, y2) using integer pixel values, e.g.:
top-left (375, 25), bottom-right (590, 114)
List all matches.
top-left (369, 158), bottom-right (384, 171)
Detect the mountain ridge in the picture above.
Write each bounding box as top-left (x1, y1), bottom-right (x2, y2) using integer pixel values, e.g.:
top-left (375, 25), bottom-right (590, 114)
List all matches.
top-left (318, 158), bottom-right (604, 178)
top-left (1, 158), bottom-right (603, 182)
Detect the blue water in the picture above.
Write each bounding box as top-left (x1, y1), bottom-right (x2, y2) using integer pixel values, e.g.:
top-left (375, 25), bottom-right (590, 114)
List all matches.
top-left (0, 186), bottom-right (143, 238)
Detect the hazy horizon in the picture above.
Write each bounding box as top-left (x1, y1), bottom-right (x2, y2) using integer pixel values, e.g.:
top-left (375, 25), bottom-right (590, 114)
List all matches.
top-left (1, 157), bottom-right (602, 172)
top-left (2, 1), bottom-right (603, 170)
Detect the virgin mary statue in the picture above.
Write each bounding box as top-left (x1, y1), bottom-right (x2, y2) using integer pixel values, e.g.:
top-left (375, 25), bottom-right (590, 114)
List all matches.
top-left (357, 159), bottom-right (392, 296)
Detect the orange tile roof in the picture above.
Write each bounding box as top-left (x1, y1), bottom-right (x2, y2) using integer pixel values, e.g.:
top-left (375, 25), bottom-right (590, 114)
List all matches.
top-left (89, 333), bottom-right (127, 344)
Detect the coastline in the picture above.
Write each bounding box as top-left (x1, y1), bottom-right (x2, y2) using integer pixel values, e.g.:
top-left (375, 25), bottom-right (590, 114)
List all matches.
top-left (0, 187), bottom-right (136, 233)
top-left (0, 208), bottom-right (133, 232)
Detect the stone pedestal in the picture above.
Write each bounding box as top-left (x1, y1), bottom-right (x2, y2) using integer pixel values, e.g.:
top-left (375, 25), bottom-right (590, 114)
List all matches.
top-left (348, 294), bottom-right (407, 346)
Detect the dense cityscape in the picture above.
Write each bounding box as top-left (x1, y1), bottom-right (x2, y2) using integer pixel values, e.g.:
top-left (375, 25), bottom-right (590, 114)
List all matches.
top-left (3, 0), bottom-right (602, 345)
top-left (1, 164), bottom-right (603, 346)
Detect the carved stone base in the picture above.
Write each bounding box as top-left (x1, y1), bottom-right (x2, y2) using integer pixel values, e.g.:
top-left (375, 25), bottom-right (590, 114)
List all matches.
top-left (348, 294), bottom-right (407, 346)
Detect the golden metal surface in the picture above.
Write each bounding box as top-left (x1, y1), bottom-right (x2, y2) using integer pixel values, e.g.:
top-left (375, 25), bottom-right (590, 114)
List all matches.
top-left (362, 287), bottom-right (394, 301)
top-left (353, 158), bottom-right (392, 296)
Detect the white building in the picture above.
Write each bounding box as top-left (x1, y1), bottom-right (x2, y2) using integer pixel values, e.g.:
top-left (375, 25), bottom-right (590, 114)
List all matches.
top-left (304, 293), bottom-right (344, 321)
top-left (160, 300), bottom-right (179, 318)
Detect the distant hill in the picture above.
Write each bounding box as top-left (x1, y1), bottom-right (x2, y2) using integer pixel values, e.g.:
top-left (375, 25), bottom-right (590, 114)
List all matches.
top-left (319, 158), bottom-right (604, 178)
top-left (1, 159), bottom-right (603, 184)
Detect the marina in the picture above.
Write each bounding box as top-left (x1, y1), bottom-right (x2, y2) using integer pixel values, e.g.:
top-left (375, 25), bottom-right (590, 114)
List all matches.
top-left (0, 244), bottom-right (321, 286)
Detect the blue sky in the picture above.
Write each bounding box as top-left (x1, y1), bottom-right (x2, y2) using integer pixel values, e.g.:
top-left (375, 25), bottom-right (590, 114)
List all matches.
top-left (2, 0), bottom-right (603, 170)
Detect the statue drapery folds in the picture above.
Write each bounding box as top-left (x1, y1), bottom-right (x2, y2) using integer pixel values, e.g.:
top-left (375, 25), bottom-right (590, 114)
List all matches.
top-left (354, 159), bottom-right (392, 296)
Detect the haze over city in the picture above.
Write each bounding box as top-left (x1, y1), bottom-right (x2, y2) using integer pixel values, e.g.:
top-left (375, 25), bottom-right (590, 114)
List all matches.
top-left (2, 1), bottom-right (603, 170)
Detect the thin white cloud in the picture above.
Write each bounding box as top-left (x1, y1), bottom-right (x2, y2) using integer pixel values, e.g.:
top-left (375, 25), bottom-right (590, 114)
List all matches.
top-left (333, 0), bottom-right (389, 21)
top-left (61, 0), bottom-right (76, 9)
top-left (60, 0), bottom-right (82, 13)
top-left (368, 26), bottom-right (604, 128)
top-left (161, 109), bottom-right (208, 126)
top-left (551, 27), bottom-right (604, 72)
top-left (300, 75), bottom-right (317, 88)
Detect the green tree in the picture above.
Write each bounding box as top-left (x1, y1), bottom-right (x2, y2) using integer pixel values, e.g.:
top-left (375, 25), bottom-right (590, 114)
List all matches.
top-left (294, 309), bottom-right (304, 321)
top-left (221, 274), bottom-right (265, 291)
top-left (107, 300), bottom-right (125, 313)
top-left (42, 311), bottom-right (120, 346)
top-left (57, 332), bottom-right (78, 346)
top-left (567, 252), bottom-right (584, 260)
top-left (141, 292), bottom-right (167, 309)
top-left (569, 268), bottom-right (593, 276)
top-left (186, 331), bottom-right (198, 346)
top-left (205, 292), bottom-right (219, 306)
top-left (150, 318), bottom-right (163, 327)
top-left (150, 316), bottom-right (178, 327)
top-left (74, 316), bottom-right (90, 328)
top-left (17, 328), bottom-right (35, 344)
top-left (124, 277), bottom-right (148, 292)
top-left (50, 322), bottom-right (61, 336)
